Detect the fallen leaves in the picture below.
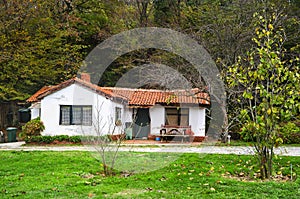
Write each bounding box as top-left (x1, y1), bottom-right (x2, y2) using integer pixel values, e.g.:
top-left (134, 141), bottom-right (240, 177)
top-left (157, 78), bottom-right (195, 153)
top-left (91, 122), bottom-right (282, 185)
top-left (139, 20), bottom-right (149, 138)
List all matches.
top-left (145, 187), bottom-right (153, 191)
top-left (159, 176), bottom-right (167, 181)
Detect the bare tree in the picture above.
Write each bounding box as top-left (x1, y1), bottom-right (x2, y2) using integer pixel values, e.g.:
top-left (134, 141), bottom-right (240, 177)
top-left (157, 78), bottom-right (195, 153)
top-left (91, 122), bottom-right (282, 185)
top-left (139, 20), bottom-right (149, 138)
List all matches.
top-left (135, 0), bottom-right (153, 27)
top-left (81, 100), bottom-right (127, 176)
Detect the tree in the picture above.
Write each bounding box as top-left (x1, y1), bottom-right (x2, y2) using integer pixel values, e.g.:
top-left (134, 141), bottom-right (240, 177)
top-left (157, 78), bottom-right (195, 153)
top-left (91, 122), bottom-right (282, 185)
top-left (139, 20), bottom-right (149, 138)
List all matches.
top-left (153, 0), bottom-right (181, 27)
top-left (81, 100), bottom-right (130, 176)
top-left (227, 12), bottom-right (300, 179)
top-left (181, 0), bottom-right (259, 139)
top-left (181, 0), bottom-right (300, 138)
top-left (0, 0), bottom-right (84, 102)
top-left (181, 0), bottom-right (257, 69)
top-left (70, 0), bottom-right (111, 49)
top-left (134, 0), bottom-right (154, 27)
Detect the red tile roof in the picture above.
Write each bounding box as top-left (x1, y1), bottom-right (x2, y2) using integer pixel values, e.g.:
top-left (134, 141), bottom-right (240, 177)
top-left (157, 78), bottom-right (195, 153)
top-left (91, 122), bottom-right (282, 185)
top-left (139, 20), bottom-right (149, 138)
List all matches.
top-left (102, 87), bottom-right (209, 106)
top-left (27, 78), bottom-right (210, 106)
top-left (27, 78), bottom-right (121, 103)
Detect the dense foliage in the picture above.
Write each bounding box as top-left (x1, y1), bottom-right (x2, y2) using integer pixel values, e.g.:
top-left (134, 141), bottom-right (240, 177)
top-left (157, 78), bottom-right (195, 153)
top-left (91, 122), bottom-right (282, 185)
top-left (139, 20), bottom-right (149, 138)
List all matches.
top-left (21, 117), bottom-right (45, 138)
top-left (1, 0), bottom-right (299, 102)
top-left (226, 10), bottom-right (299, 179)
top-left (0, 1), bottom-right (85, 101)
top-left (279, 121), bottom-right (300, 144)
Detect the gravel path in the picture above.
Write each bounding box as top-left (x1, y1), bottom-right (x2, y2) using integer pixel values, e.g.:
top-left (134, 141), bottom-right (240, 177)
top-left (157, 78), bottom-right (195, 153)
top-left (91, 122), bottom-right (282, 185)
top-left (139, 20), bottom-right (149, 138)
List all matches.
top-left (1, 141), bottom-right (300, 156)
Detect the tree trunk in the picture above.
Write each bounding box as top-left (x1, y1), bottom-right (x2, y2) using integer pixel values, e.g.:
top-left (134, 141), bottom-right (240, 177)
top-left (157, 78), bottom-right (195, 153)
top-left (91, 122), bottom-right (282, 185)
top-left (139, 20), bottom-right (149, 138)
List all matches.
top-left (260, 152), bottom-right (266, 179)
top-left (258, 147), bottom-right (273, 179)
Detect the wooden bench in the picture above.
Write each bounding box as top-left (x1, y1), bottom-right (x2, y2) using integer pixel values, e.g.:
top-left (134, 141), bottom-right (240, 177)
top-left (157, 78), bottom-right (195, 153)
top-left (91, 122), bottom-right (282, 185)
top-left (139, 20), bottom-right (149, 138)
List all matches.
top-left (159, 125), bottom-right (193, 143)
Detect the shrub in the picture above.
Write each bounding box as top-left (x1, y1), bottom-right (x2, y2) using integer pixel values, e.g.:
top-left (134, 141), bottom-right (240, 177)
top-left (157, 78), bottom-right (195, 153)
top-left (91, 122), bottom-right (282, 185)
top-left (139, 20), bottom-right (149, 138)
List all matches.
top-left (21, 118), bottom-right (45, 138)
top-left (24, 135), bottom-right (83, 144)
top-left (279, 122), bottom-right (300, 144)
top-left (42, 136), bottom-right (56, 144)
top-left (69, 136), bottom-right (82, 143)
top-left (56, 135), bottom-right (69, 142)
top-left (25, 136), bottom-right (53, 144)
top-left (24, 136), bottom-right (40, 143)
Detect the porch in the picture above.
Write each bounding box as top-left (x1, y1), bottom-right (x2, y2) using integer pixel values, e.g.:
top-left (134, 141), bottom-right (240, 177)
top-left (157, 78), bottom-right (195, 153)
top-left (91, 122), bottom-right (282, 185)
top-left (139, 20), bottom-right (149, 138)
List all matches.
top-left (159, 125), bottom-right (193, 143)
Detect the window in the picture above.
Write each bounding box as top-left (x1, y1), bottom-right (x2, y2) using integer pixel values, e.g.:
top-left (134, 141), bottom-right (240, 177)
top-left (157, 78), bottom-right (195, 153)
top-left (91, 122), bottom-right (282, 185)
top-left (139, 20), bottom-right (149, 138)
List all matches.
top-left (60, 105), bottom-right (92, 125)
top-left (115, 107), bottom-right (122, 125)
top-left (165, 108), bottom-right (189, 126)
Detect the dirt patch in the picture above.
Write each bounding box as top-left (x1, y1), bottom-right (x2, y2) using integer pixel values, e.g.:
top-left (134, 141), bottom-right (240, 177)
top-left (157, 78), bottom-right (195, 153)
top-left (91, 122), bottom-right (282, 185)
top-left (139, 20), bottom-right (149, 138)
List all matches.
top-left (222, 172), bottom-right (294, 182)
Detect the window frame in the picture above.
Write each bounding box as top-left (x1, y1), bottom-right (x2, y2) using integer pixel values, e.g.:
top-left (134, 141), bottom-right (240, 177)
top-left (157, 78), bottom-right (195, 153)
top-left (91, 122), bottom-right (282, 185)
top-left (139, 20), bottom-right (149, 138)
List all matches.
top-left (165, 107), bottom-right (189, 126)
top-left (59, 105), bottom-right (92, 126)
top-left (115, 107), bottom-right (122, 126)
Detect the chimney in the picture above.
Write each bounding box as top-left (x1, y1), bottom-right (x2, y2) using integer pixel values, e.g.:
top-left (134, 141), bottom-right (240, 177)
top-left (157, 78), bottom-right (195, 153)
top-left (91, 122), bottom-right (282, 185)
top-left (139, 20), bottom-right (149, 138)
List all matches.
top-left (81, 73), bottom-right (91, 83)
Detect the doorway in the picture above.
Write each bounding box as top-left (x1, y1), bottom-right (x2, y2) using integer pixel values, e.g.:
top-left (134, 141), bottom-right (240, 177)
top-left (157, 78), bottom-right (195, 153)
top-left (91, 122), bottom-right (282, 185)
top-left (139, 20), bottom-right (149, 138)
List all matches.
top-left (133, 108), bottom-right (150, 139)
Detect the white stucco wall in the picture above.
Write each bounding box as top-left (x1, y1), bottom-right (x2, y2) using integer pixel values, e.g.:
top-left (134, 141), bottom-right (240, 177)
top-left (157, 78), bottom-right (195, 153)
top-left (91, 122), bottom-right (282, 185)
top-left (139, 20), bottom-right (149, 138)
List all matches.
top-left (149, 105), bottom-right (165, 135)
top-left (29, 102), bottom-right (41, 120)
top-left (189, 107), bottom-right (206, 136)
top-left (95, 98), bottom-right (132, 136)
top-left (30, 108), bottom-right (40, 120)
top-left (40, 83), bottom-right (129, 136)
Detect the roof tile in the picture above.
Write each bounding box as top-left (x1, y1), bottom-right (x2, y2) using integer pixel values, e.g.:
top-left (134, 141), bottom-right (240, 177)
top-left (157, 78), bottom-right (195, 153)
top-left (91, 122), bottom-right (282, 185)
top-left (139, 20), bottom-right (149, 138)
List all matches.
top-left (28, 78), bottom-right (210, 106)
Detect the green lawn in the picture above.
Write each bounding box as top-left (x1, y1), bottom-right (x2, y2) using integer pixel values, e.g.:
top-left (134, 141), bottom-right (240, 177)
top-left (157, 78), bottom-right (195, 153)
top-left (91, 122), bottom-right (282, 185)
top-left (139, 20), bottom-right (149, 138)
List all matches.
top-left (200, 140), bottom-right (254, 146)
top-left (0, 151), bottom-right (299, 198)
top-left (200, 140), bottom-right (300, 147)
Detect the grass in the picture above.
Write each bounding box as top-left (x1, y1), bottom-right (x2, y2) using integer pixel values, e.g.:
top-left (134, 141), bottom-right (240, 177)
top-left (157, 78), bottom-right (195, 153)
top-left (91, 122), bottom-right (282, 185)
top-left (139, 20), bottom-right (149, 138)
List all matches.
top-left (199, 140), bottom-right (254, 147)
top-left (201, 140), bottom-right (300, 147)
top-left (0, 151), bottom-right (299, 198)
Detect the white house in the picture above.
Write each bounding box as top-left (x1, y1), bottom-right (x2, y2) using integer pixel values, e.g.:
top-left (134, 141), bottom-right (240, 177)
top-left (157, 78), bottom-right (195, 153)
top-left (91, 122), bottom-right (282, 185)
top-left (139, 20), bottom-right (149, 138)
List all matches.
top-left (27, 75), bottom-right (210, 141)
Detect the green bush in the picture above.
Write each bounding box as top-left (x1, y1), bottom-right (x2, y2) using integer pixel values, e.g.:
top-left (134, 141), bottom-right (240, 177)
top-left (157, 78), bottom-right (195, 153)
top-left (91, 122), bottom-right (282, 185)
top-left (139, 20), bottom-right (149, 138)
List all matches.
top-left (25, 136), bottom-right (52, 144)
top-left (24, 135), bottom-right (83, 144)
top-left (21, 118), bottom-right (45, 138)
top-left (69, 136), bottom-right (82, 143)
top-left (42, 136), bottom-right (55, 144)
top-left (24, 134), bottom-right (127, 144)
top-left (24, 136), bottom-right (39, 143)
top-left (279, 122), bottom-right (300, 144)
top-left (56, 135), bottom-right (69, 142)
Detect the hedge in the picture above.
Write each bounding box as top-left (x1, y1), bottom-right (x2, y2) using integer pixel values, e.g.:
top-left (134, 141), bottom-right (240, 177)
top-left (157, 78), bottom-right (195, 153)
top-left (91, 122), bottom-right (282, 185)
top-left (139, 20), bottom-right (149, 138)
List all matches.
top-left (24, 135), bottom-right (82, 144)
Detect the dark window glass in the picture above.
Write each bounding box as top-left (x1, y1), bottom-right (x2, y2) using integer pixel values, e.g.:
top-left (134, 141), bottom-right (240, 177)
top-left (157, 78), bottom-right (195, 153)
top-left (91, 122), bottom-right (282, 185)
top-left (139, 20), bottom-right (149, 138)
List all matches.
top-left (165, 108), bottom-right (189, 126)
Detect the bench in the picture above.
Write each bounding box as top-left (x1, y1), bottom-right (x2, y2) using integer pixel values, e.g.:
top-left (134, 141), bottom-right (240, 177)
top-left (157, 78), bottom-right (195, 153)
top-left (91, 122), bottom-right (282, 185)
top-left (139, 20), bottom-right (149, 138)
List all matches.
top-left (159, 125), bottom-right (193, 143)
